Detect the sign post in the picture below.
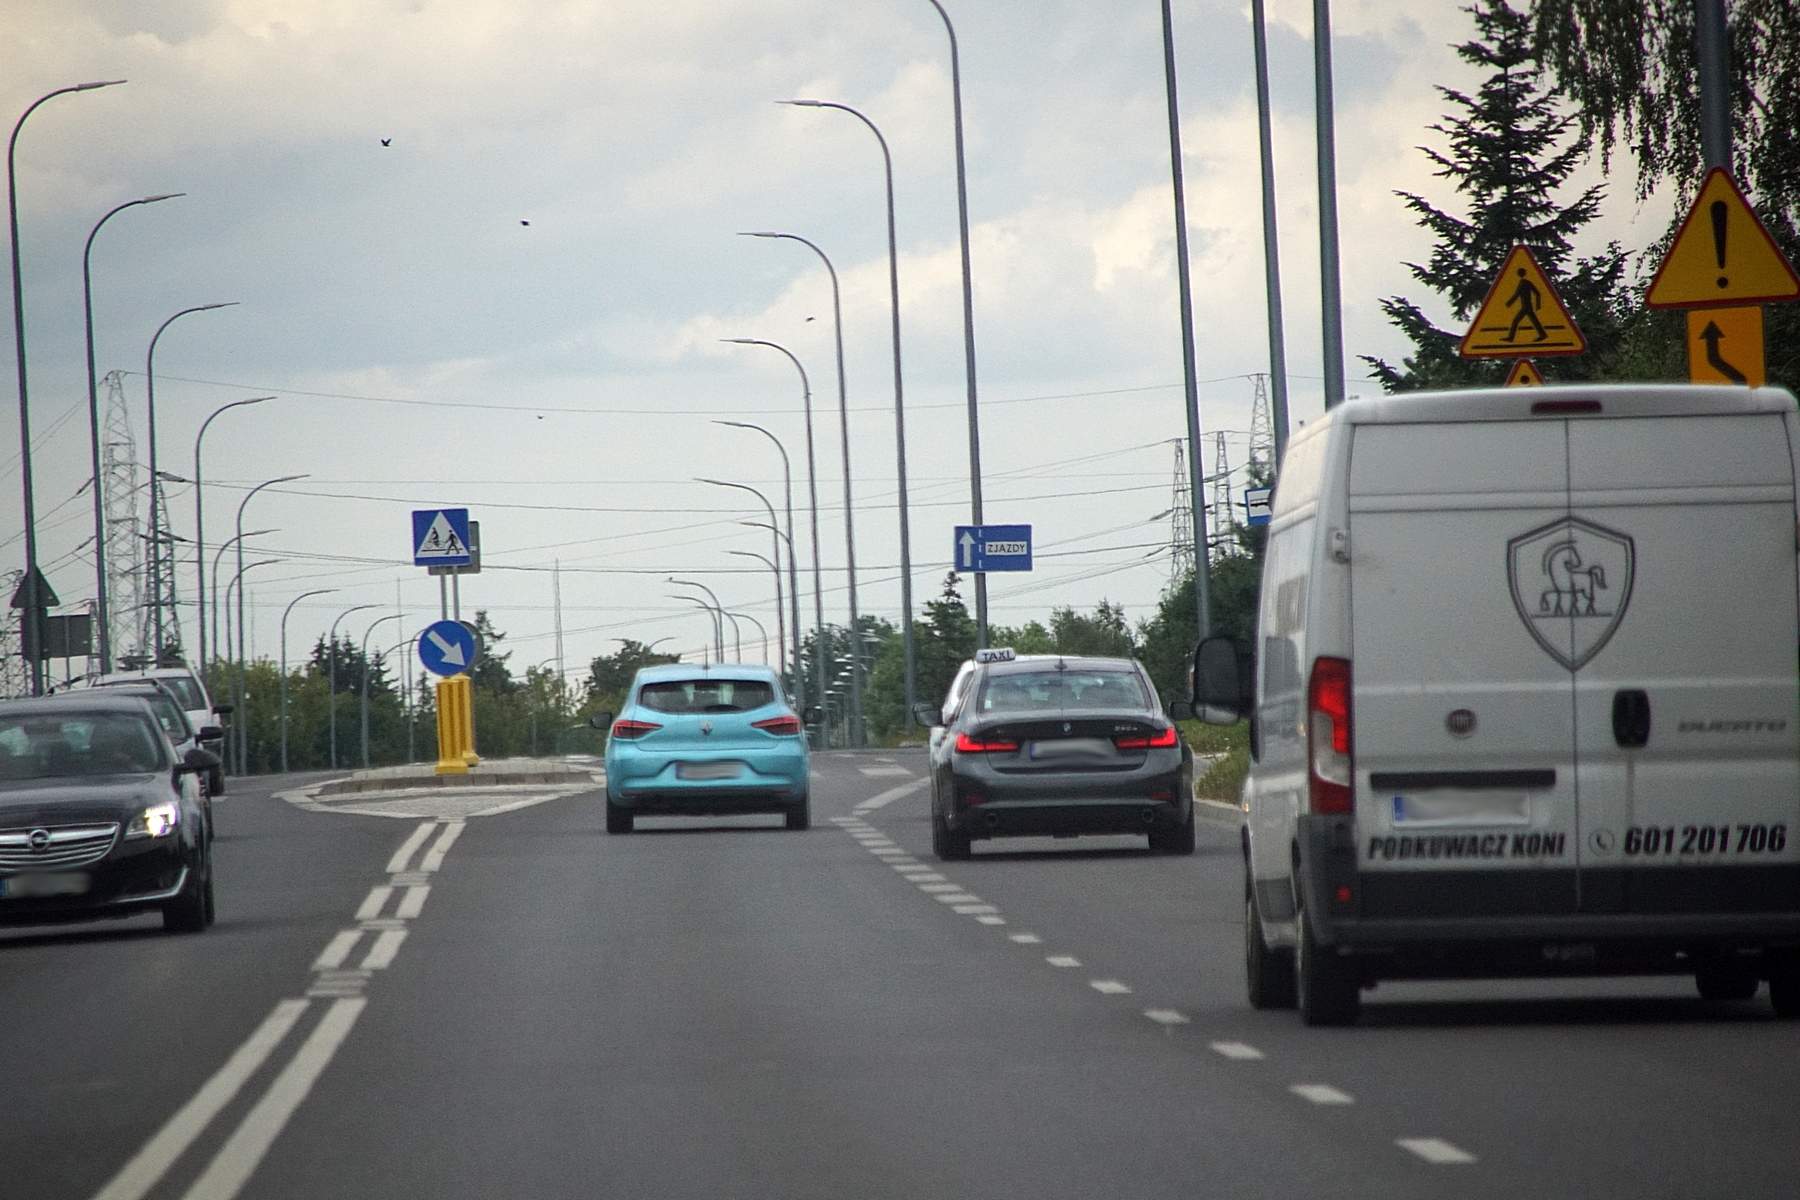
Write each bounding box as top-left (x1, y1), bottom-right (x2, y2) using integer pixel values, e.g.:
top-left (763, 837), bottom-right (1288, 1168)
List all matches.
top-left (418, 618), bottom-right (481, 774)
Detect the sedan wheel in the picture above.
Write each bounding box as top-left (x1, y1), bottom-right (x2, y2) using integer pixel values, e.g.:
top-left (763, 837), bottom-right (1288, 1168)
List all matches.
top-left (932, 807), bottom-right (971, 861)
top-left (1148, 806), bottom-right (1196, 855)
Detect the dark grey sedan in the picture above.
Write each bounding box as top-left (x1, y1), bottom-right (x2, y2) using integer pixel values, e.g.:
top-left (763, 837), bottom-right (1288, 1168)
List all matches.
top-left (918, 653), bottom-right (1195, 860)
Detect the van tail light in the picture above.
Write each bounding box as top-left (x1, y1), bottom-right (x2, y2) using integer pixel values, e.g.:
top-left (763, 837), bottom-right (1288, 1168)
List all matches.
top-left (1114, 726), bottom-right (1180, 749)
top-left (751, 715), bottom-right (803, 736)
top-left (955, 731), bottom-right (1020, 753)
top-left (1307, 656), bottom-right (1353, 814)
top-left (610, 718), bottom-right (662, 740)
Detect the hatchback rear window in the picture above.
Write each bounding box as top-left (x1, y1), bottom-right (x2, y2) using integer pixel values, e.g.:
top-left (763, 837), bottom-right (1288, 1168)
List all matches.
top-left (637, 679), bottom-right (776, 714)
top-left (977, 669), bottom-right (1148, 713)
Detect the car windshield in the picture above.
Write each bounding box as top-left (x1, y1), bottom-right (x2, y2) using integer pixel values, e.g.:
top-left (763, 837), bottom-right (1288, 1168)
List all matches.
top-left (636, 679), bottom-right (776, 714)
top-left (0, 711), bottom-right (166, 779)
top-left (977, 668), bottom-right (1149, 713)
top-left (158, 676), bottom-right (207, 711)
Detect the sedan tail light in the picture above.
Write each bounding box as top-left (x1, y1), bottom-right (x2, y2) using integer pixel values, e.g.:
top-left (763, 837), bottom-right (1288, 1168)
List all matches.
top-left (751, 714), bottom-right (803, 736)
top-left (1307, 656), bottom-right (1353, 814)
top-left (610, 718), bottom-right (662, 740)
top-left (1114, 726), bottom-right (1179, 749)
top-left (954, 731), bottom-right (1020, 753)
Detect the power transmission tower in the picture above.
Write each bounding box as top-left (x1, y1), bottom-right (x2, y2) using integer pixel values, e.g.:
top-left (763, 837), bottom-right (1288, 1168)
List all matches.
top-left (1210, 431), bottom-right (1235, 561)
top-left (100, 370), bottom-right (148, 667)
top-left (0, 572), bottom-right (24, 698)
top-left (1248, 372), bottom-right (1274, 471)
top-left (1169, 440), bottom-right (1194, 584)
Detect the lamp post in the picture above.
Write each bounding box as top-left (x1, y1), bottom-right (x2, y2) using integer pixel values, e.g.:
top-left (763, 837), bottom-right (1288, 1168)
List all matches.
top-left (699, 478), bottom-right (785, 672)
top-left (922, 1), bottom-right (987, 646)
top-left (280, 587), bottom-right (335, 773)
top-left (727, 549), bottom-right (784, 670)
top-left (739, 232), bottom-right (862, 744)
top-left (145, 301), bottom-right (239, 656)
top-left (192, 396), bottom-right (272, 681)
top-left (1312, 0), bottom-right (1345, 409)
top-left (82, 190), bottom-right (181, 672)
top-left (223, 557), bottom-right (280, 773)
top-left (1250, 0), bottom-right (1291, 465)
top-left (779, 98), bottom-right (916, 725)
top-left (669, 577), bottom-right (727, 661)
top-left (669, 594), bottom-right (723, 664)
top-left (730, 611), bottom-right (769, 665)
top-left (715, 420), bottom-right (804, 711)
top-left (360, 613), bottom-right (402, 768)
top-left (721, 340), bottom-right (826, 721)
top-left (327, 604), bottom-right (379, 769)
top-left (211, 528), bottom-right (275, 677)
top-left (11, 79), bottom-right (125, 693)
top-left (234, 475), bottom-right (304, 766)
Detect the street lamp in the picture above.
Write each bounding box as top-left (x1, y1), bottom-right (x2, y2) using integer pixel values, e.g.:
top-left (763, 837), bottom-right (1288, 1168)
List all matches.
top-left (223, 557), bottom-right (280, 773)
top-left (699, 478), bottom-right (785, 671)
top-left (192, 396), bottom-right (272, 680)
top-left (10, 79), bottom-right (125, 693)
top-left (668, 577), bottom-right (726, 660)
top-left (721, 340), bottom-right (826, 718)
top-left (280, 588), bottom-right (335, 773)
top-left (739, 232), bottom-right (863, 744)
top-left (715, 420), bottom-right (805, 711)
top-left (145, 301), bottom-right (239, 656)
top-left (82, 190), bottom-right (182, 672)
top-left (234, 475), bottom-right (304, 758)
top-left (727, 548), bottom-right (783, 670)
top-left (327, 603), bottom-right (379, 769)
top-left (669, 594), bottom-right (723, 664)
top-left (730, 610), bottom-right (769, 665)
top-left (360, 613), bottom-right (402, 768)
top-left (779, 99), bottom-right (916, 725)
top-left (210, 528), bottom-right (275, 673)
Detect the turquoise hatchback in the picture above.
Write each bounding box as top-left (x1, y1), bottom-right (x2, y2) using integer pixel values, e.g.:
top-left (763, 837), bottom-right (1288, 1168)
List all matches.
top-left (600, 664), bottom-right (811, 833)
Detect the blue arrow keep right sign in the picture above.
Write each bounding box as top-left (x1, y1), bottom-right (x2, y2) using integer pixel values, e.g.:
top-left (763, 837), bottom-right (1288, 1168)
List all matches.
top-left (418, 619), bottom-right (479, 676)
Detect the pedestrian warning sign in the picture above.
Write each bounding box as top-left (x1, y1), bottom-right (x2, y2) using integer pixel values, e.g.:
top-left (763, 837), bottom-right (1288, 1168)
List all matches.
top-left (1459, 246), bottom-right (1586, 357)
top-left (1504, 359), bottom-right (1544, 387)
top-left (1646, 169), bottom-right (1800, 309)
top-left (1686, 306), bottom-right (1764, 387)
top-left (412, 507), bottom-right (472, 567)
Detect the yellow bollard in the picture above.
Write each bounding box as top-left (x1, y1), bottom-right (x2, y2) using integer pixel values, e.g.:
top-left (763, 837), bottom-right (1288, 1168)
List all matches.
top-left (435, 675), bottom-right (469, 774)
top-left (459, 673), bottom-right (480, 767)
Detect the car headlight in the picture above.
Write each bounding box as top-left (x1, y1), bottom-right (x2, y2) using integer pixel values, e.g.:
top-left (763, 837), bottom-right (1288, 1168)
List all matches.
top-left (126, 801), bottom-right (181, 839)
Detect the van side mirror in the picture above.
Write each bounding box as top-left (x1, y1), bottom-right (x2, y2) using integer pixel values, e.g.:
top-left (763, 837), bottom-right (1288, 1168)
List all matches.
top-left (1191, 636), bottom-right (1254, 724)
top-left (587, 711), bottom-right (614, 730)
top-left (911, 702), bottom-right (943, 727)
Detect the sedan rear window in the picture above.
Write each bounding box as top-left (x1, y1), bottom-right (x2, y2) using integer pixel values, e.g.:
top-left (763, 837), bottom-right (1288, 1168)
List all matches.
top-left (977, 669), bottom-right (1148, 713)
top-left (0, 712), bottom-right (166, 780)
top-left (637, 679), bottom-right (776, 714)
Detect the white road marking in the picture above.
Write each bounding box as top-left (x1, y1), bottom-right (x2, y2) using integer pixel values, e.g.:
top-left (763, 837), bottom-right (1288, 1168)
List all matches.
top-left (952, 904), bottom-right (998, 914)
top-left (385, 821), bottom-right (439, 873)
top-left (1210, 1041), bottom-right (1265, 1060)
top-left (1144, 1009), bottom-right (1190, 1026)
top-left (1089, 980), bottom-right (1133, 995)
top-left (1397, 1138), bottom-right (1477, 1164)
top-left (896, 870), bottom-right (944, 880)
top-left (468, 792), bottom-right (564, 817)
top-left (859, 765), bottom-right (913, 777)
top-left (880, 857), bottom-right (921, 867)
top-left (1291, 1084), bottom-right (1354, 1105)
top-left (1046, 955), bottom-right (1082, 968)
top-left (933, 893), bottom-right (981, 904)
top-left (852, 777), bottom-right (928, 812)
top-left (394, 885), bottom-right (430, 919)
top-left (311, 931), bottom-right (363, 971)
top-left (358, 929), bottom-right (408, 970)
top-left (90, 999), bottom-right (310, 1200)
top-left (1009, 933), bottom-right (1043, 944)
top-left (918, 883), bottom-right (963, 893)
top-left (179, 998), bottom-right (368, 1200)
top-left (353, 886), bottom-right (392, 922)
top-left (976, 915), bottom-right (1007, 925)
top-left (418, 820), bottom-right (465, 872)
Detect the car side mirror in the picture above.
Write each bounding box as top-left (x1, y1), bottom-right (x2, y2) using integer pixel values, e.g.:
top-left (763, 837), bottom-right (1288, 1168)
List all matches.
top-left (587, 711), bottom-right (614, 730)
top-left (803, 706), bottom-right (824, 725)
top-left (178, 746), bottom-right (221, 773)
top-left (1191, 636), bottom-right (1254, 725)
top-left (910, 702), bottom-right (943, 727)
top-left (1167, 700), bottom-right (1194, 720)
top-left (212, 704), bottom-right (234, 716)
top-left (197, 725), bottom-right (224, 741)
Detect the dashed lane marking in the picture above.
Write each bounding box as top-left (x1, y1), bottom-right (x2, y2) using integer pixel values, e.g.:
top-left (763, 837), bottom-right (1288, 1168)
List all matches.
top-left (1046, 955), bottom-right (1081, 968)
top-left (311, 931), bottom-right (362, 972)
top-left (852, 777), bottom-right (928, 813)
top-left (1291, 1084), bottom-right (1355, 1105)
top-left (1144, 1009), bottom-right (1190, 1026)
top-left (394, 886), bottom-right (429, 919)
top-left (358, 929), bottom-right (407, 970)
top-left (933, 893), bottom-right (982, 904)
top-left (975, 914), bottom-right (1007, 925)
top-left (1009, 933), bottom-right (1043, 944)
top-left (1397, 1138), bottom-right (1477, 1164)
top-left (918, 883), bottom-right (963, 893)
top-left (1089, 980), bottom-right (1133, 995)
top-left (859, 765), bottom-right (914, 777)
top-left (353, 886), bottom-right (392, 921)
top-left (385, 821), bottom-right (437, 874)
top-left (1210, 1041), bottom-right (1265, 1060)
top-left (418, 820), bottom-right (465, 872)
top-left (951, 904), bottom-right (998, 915)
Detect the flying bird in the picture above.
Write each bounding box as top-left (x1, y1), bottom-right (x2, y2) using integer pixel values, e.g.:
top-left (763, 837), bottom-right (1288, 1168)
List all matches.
top-left (520, 220), bottom-right (530, 226)
top-left (380, 138), bottom-right (391, 146)
top-left (805, 316), bottom-right (815, 322)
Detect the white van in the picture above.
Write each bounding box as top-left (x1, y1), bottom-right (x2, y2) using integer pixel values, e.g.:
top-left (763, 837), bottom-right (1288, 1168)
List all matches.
top-left (1192, 384), bottom-right (1800, 1024)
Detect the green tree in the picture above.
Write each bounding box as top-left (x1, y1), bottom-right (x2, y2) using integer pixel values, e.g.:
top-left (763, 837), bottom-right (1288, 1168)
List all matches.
top-left (585, 639), bottom-right (679, 708)
top-left (468, 611), bottom-right (515, 697)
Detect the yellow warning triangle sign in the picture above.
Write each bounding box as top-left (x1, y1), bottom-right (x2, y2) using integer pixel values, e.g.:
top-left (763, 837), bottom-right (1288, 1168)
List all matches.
top-left (1647, 169), bottom-right (1800, 308)
top-left (1459, 246), bottom-right (1587, 357)
top-left (1505, 359), bottom-right (1544, 386)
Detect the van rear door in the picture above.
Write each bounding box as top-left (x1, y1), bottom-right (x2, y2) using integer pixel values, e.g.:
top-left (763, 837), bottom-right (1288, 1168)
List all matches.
top-left (1349, 422), bottom-right (1580, 918)
top-left (1566, 413), bottom-right (1800, 913)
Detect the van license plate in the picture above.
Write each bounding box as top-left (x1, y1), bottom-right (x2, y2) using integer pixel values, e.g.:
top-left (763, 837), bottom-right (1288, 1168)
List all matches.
top-left (677, 761), bottom-right (743, 781)
top-left (0, 872), bottom-right (91, 898)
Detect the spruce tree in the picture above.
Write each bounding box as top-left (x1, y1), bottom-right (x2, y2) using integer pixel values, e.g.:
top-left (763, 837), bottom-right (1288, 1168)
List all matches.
top-left (1367, 0), bottom-right (1628, 390)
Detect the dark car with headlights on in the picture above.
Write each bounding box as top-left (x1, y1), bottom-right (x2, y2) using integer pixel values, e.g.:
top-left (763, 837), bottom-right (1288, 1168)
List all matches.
top-left (0, 695), bottom-right (217, 932)
top-left (918, 651), bottom-right (1195, 860)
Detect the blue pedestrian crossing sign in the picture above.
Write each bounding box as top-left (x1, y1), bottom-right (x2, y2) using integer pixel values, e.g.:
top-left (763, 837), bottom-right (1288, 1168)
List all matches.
top-left (413, 508), bottom-right (472, 567)
top-left (418, 619), bottom-right (480, 676)
top-left (954, 524), bottom-right (1032, 572)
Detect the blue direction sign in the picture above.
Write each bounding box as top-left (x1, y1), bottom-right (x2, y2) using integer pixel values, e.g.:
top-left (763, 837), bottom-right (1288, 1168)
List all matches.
top-left (412, 508), bottom-right (472, 567)
top-left (418, 619), bottom-right (479, 676)
top-left (954, 524), bottom-right (1033, 572)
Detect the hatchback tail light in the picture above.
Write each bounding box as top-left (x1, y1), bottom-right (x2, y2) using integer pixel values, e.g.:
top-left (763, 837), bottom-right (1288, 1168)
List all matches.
top-left (955, 731), bottom-right (1020, 753)
top-left (1114, 726), bottom-right (1179, 749)
top-left (751, 715), bottom-right (803, 736)
top-left (610, 718), bottom-right (662, 740)
top-left (1307, 656), bottom-right (1353, 814)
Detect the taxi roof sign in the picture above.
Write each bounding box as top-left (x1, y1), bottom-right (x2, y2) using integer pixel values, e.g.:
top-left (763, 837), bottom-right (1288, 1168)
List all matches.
top-left (1459, 245), bottom-right (1586, 357)
top-left (1645, 168), bottom-right (1800, 309)
top-left (975, 647), bottom-right (1016, 663)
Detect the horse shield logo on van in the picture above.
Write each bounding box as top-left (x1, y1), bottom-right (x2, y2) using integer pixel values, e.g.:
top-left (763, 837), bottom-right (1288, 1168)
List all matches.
top-left (1507, 516), bottom-right (1635, 670)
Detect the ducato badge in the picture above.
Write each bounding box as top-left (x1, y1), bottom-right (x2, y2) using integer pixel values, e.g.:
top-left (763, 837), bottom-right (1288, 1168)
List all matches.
top-left (1507, 516), bottom-right (1635, 670)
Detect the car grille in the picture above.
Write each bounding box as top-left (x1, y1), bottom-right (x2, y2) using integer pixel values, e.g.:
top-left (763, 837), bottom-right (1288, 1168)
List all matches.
top-left (0, 824), bottom-right (120, 871)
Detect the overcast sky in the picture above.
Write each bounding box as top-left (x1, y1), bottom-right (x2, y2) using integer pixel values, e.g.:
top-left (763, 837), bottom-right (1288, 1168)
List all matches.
top-left (2, 0), bottom-right (1679, 683)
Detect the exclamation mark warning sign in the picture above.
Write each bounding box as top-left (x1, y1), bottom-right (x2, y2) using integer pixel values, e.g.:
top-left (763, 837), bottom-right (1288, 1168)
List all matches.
top-left (1648, 169), bottom-right (1800, 308)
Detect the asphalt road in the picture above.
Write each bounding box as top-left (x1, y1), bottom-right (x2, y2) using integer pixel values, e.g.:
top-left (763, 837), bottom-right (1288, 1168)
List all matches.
top-left (5, 750), bottom-right (1799, 1199)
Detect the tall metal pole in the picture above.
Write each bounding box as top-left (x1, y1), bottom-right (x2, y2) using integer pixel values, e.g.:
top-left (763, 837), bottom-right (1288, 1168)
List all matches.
top-left (224, 558), bottom-right (279, 773)
top-left (716, 420), bottom-right (804, 713)
top-left (192, 395), bottom-right (270, 683)
top-left (924, 1), bottom-right (987, 647)
top-left (211, 528), bottom-right (272, 684)
top-left (669, 595), bottom-right (724, 662)
top-left (360, 612), bottom-right (402, 768)
top-left (233, 474), bottom-right (304, 770)
top-left (1696, 0), bottom-right (1733, 172)
top-left (782, 99), bottom-right (917, 725)
top-left (10, 80), bottom-right (123, 694)
top-left (328, 604), bottom-right (378, 770)
top-left (699, 476), bottom-right (787, 668)
top-left (82, 191), bottom-right (181, 674)
top-left (729, 549), bottom-right (783, 668)
top-left (1312, 0), bottom-right (1346, 409)
top-left (145, 301), bottom-right (238, 658)
top-left (669, 578), bottom-right (727, 661)
top-left (280, 588), bottom-right (334, 773)
top-left (1250, 0), bottom-right (1292, 465)
top-left (1160, 0), bottom-right (1212, 641)
top-left (731, 611), bottom-right (769, 665)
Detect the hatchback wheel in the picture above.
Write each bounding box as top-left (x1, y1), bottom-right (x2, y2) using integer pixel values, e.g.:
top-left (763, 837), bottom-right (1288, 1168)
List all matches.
top-left (605, 798), bottom-right (634, 834)
top-left (785, 793), bottom-right (811, 831)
